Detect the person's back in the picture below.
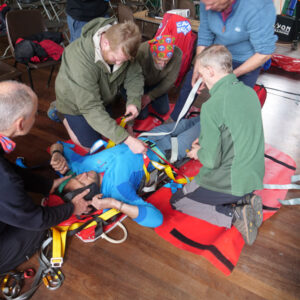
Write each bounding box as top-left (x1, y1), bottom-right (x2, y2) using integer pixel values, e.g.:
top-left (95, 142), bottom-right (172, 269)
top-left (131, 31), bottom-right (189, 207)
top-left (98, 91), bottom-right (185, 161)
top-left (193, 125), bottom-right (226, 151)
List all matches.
top-left (195, 73), bottom-right (265, 196)
top-left (171, 45), bottom-right (265, 245)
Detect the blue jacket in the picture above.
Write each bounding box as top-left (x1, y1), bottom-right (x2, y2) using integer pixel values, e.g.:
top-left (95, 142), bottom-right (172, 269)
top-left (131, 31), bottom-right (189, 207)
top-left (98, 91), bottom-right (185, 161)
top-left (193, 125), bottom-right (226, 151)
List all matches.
top-left (198, 0), bottom-right (277, 62)
top-left (61, 142), bottom-right (163, 228)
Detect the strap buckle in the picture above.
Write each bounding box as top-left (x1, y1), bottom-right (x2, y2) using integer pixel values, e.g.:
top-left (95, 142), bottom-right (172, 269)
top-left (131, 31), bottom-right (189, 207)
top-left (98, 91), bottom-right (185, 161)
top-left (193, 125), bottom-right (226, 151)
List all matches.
top-left (50, 257), bottom-right (63, 268)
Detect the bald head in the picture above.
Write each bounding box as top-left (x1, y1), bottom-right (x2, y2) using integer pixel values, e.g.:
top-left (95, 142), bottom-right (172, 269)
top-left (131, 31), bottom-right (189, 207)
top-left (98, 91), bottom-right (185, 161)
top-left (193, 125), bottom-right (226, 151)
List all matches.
top-left (0, 81), bottom-right (37, 132)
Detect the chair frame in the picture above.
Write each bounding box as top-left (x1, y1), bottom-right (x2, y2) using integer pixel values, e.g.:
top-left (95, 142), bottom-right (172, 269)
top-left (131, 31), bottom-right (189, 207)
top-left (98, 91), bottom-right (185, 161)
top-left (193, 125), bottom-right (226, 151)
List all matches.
top-left (5, 9), bottom-right (60, 90)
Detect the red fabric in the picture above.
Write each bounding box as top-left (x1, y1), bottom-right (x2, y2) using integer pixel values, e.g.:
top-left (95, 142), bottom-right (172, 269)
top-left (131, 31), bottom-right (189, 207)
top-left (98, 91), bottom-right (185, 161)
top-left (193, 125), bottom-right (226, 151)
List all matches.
top-left (155, 13), bottom-right (197, 86)
top-left (254, 84), bottom-right (267, 107)
top-left (132, 103), bottom-right (175, 136)
top-left (39, 39), bottom-right (63, 61)
top-left (146, 144), bottom-right (296, 275)
top-left (271, 54), bottom-right (300, 73)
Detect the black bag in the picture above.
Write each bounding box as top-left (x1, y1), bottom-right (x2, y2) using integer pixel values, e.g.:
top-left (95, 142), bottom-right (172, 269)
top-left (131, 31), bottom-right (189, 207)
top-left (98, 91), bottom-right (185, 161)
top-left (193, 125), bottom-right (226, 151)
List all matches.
top-left (274, 15), bottom-right (297, 42)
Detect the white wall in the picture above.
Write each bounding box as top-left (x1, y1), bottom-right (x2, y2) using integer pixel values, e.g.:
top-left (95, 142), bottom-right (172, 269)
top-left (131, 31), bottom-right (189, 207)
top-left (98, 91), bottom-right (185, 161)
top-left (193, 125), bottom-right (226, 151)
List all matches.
top-left (273, 0), bottom-right (284, 14)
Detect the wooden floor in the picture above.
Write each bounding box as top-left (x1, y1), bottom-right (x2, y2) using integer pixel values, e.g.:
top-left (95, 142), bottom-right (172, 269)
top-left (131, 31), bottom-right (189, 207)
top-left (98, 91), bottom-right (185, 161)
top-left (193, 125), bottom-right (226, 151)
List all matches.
top-left (2, 43), bottom-right (300, 299)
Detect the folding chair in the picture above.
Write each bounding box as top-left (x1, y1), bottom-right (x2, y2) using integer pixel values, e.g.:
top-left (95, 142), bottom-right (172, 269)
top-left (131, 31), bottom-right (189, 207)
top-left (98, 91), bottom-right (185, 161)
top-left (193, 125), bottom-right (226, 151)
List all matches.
top-left (0, 61), bottom-right (22, 81)
top-left (6, 9), bottom-right (61, 90)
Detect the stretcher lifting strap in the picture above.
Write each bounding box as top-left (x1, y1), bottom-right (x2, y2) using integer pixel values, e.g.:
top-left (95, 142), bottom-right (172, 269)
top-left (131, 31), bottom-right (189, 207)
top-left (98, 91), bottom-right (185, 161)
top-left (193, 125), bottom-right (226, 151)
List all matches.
top-left (263, 174), bottom-right (300, 205)
top-left (139, 78), bottom-right (203, 163)
top-left (51, 208), bottom-right (121, 268)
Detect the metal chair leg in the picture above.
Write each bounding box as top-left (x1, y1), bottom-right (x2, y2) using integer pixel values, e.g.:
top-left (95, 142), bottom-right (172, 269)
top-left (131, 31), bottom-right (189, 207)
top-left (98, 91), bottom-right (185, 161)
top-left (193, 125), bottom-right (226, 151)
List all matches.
top-left (27, 66), bottom-right (34, 90)
top-left (47, 65), bottom-right (55, 88)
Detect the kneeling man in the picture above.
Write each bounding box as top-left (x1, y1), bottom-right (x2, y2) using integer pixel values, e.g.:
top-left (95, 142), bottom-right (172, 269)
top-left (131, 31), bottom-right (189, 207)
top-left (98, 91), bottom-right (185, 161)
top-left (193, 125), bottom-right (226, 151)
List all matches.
top-left (171, 45), bottom-right (265, 245)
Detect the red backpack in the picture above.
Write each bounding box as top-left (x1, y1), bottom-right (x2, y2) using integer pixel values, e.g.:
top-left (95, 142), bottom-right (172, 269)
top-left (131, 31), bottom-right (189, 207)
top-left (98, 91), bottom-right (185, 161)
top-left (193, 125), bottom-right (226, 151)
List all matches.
top-left (155, 13), bottom-right (197, 87)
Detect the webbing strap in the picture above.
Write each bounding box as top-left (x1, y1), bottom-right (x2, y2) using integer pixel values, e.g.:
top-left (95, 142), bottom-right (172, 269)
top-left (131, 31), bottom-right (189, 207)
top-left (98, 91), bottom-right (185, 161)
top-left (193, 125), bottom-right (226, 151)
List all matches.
top-left (263, 183), bottom-right (300, 190)
top-left (51, 208), bottom-right (121, 267)
top-left (170, 137), bottom-right (178, 163)
top-left (138, 78), bottom-right (202, 138)
top-left (278, 198), bottom-right (300, 205)
top-left (263, 174), bottom-right (300, 205)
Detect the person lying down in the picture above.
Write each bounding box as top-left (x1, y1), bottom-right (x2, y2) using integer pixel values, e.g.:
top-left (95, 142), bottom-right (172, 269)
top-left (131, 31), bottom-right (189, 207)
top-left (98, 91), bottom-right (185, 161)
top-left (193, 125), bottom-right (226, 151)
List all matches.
top-left (50, 117), bottom-right (200, 228)
top-left (50, 140), bottom-right (165, 228)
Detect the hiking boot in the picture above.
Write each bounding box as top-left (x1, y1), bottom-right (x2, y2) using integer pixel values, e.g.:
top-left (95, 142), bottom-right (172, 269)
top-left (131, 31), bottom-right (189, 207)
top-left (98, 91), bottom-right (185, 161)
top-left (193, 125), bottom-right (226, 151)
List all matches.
top-left (233, 204), bottom-right (257, 246)
top-left (47, 101), bottom-right (61, 122)
top-left (249, 195), bottom-right (263, 228)
top-left (238, 194), bottom-right (263, 228)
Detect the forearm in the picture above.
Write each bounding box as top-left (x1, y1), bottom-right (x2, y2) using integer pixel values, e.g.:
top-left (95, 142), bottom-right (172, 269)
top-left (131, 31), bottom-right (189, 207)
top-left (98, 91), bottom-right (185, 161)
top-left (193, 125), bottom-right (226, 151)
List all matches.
top-left (233, 53), bottom-right (272, 78)
top-left (196, 45), bottom-right (206, 57)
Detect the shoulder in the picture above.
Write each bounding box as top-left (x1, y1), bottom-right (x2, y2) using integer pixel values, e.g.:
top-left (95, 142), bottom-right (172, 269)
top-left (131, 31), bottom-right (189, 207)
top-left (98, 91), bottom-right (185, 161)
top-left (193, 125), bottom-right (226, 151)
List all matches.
top-left (239, 0), bottom-right (275, 14)
top-left (0, 157), bottom-right (23, 189)
top-left (137, 42), bottom-right (150, 59)
top-left (173, 46), bottom-right (182, 58)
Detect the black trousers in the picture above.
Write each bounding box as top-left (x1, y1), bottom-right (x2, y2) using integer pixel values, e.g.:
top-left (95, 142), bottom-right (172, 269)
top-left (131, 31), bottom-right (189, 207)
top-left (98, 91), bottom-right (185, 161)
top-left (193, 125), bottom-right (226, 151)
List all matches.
top-left (0, 226), bottom-right (46, 273)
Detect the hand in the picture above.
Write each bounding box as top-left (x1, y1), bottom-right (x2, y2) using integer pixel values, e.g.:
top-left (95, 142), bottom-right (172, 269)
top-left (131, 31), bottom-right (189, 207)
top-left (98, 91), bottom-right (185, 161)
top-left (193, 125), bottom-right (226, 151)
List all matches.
top-left (71, 189), bottom-right (93, 215)
top-left (91, 194), bottom-right (114, 211)
top-left (125, 104), bottom-right (139, 122)
top-left (124, 135), bottom-right (147, 154)
top-left (187, 138), bottom-right (200, 160)
top-left (50, 175), bottom-right (72, 194)
top-left (141, 94), bottom-right (151, 109)
top-left (50, 152), bottom-right (69, 174)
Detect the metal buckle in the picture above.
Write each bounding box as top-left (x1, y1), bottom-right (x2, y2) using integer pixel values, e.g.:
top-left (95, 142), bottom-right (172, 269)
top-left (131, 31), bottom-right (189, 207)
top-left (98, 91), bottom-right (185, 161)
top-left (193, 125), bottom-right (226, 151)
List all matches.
top-left (50, 257), bottom-right (63, 268)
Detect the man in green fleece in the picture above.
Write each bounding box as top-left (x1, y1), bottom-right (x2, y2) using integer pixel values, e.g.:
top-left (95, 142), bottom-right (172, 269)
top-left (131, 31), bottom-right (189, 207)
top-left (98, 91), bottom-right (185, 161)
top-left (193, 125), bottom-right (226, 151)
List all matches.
top-left (171, 45), bottom-right (265, 246)
top-left (135, 35), bottom-right (182, 119)
top-left (55, 18), bottom-right (147, 154)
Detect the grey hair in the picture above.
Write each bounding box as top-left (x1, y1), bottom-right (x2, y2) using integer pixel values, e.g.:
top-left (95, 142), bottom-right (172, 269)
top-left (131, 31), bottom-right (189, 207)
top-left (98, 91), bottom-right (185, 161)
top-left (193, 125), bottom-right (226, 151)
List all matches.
top-left (0, 81), bottom-right (35, 131)
top-left (197, 44), bottom-right (233, 73)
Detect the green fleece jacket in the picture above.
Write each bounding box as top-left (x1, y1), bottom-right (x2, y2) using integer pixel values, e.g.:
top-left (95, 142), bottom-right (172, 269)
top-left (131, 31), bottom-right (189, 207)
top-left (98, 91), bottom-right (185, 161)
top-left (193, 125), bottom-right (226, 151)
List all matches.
top-left (55, 17), bottom-right (143, 144)
top-left (195, 74), bottom-right (265, 196)
top-left (136, 42), bottom-right (182, 100)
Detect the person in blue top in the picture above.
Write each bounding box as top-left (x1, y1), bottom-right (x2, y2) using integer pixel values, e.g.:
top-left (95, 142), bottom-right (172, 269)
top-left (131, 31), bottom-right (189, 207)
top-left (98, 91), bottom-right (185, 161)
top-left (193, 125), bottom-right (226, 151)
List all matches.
top-left (171, 0), bottom-right (278, 120)
top-left (50, 141), bottom-right (164, 228)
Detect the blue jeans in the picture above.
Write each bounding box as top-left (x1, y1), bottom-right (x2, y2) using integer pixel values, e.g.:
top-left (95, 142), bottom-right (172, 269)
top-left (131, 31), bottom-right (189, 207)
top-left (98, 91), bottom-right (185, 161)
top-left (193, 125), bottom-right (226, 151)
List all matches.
top-left (139, 90), bottom-right (170, 120)
top-left (171, 61), bottom-right (261, 121)
top-left (64, 105), bottom-right (113, 148)
top-left (67, 14), bottom-right (88, 42)
top-left (146, 116), bottom-right (200, 160)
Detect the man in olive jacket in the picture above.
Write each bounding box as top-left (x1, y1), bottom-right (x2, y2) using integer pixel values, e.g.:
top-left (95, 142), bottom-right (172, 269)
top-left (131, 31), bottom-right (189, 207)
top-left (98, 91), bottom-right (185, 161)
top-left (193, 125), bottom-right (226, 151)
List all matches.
top-left (55, 18), bottom-right (147, 154)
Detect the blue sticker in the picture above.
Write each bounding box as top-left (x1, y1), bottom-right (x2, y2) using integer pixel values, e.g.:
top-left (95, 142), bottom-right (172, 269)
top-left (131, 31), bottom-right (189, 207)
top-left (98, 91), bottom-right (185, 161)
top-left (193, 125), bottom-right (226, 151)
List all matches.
top-left (176, 21), bottom-right (192, 35)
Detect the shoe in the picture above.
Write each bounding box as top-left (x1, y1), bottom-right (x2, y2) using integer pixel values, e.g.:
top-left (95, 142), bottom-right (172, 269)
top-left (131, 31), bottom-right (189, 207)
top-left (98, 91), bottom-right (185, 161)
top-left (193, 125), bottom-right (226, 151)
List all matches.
top-left (47, 101), bottom-right (60, 123)
top-left (233, 204), bottom-right (257, 246)
top-left (249, 195), bottom-right (263, 228)
top-left (238, 194), bottom-right (263, 228)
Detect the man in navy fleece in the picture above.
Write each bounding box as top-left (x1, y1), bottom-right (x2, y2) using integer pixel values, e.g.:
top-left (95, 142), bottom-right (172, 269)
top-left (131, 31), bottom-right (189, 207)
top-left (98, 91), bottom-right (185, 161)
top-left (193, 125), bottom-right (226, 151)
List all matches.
top-left (0, 81), bottom-right (94, 273)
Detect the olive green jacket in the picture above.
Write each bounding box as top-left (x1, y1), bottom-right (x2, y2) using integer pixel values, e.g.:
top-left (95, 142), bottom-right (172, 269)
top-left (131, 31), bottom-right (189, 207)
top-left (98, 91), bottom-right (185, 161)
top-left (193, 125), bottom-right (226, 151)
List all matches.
top-left (55, 17), bottom-right (143, 144)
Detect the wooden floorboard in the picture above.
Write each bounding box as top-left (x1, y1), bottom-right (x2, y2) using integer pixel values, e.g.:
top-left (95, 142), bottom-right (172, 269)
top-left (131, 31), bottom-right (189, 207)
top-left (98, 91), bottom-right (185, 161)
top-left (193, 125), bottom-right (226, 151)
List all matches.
top-left (1, 45), bottom-right (299, 300)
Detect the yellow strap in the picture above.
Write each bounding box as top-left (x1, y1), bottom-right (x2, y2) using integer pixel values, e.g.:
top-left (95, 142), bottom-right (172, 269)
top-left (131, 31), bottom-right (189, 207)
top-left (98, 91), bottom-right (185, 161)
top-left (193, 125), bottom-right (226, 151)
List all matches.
top-left (143, 164), bottom-right (150, 183)
top-left (106, 118), bottom-right (127, 149)
top-left (150, 160), bottom-right (193, 184)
